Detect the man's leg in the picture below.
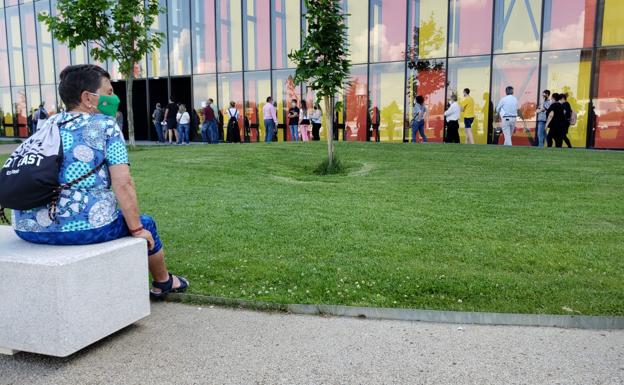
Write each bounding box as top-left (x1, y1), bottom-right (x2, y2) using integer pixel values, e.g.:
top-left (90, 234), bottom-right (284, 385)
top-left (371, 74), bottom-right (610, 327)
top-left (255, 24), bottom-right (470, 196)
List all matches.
top-left (503, 120), bottom-right (513, 146)
top-left (411, 122), bottom-right (417, 143)
top-left (537, 121), bottom-right (545, 147)
top-left (419, 120), bottom-right (427, 142)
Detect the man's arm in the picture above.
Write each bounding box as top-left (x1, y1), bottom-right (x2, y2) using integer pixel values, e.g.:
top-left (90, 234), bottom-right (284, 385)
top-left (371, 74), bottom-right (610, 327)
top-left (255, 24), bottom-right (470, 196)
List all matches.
top-left (272, 105), bottom-right (278, 123)
top-left (163, 108), bottom-right (169, 122)
top-left (545, 111), bottom-right (554, 129)
top-left (110, 164), bottom-right (154, 250)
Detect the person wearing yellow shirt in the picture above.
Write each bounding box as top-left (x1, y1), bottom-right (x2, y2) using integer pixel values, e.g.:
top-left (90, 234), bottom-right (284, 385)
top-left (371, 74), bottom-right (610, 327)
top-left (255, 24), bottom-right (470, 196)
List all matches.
top-left (460, 88), bottom-right (475, 144)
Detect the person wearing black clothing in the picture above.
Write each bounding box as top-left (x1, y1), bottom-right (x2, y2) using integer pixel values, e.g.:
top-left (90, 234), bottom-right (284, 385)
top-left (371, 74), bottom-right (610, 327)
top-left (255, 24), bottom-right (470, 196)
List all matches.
top-left (368, 105), bottom-right (380, 142)
top-left (288, 99), bottom-right (299, 142)
top-left (561, 93), bottom-right (573, 148)
top-left (164, 98), bottom-right (179, 144)
top-left (546, 93), bottom-right (566, 148)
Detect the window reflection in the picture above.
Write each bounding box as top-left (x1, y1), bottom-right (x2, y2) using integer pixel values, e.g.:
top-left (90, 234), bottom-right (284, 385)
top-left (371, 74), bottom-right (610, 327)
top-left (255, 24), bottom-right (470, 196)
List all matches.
top-left (593, 48), bottom-right (624, 148)
top-left (218, 72), bottom-right (243, 136)
top-left (408, 0), bottom-right (448, 59)
top-left (407, 58), bottom-right (446, 142)
top-left (272, 0), bottom-right (300, 69)
top-left (244, 0), bottom-right (271, 71)
top-left (494, 0), bottom-right (541, 53)
top-left (192, 0), bottom-right (216, 74)
top-left (25, 85), bottom-right (40, 127)
top-left (11, 87), bottom-right (27, 137)
top-left (20, 3), bottom-right (39, 85)
top-left (543, 0), bottom-right (596, 50)
top-left (273, 69), bottom-right (300, 141)
top-left (447, 56), bottom-right (491, 144)
top-left (169, 0), bottom-right (192, 76)
top-left (6, 6), bottom-right (24, 86)
top-left (51, 0), bottom-right (70, 81)
top-left (148, 0), bottom-right (169, 77)
top-left (35, 1), bottom-right (55, 84)
top-left (0, 11), bottom-right (9, 87)
top-left (0, 87), bottom-right (11, 136)
top-left (449, 0), bottom-right (493, 57)
top-left (71, 43), bottom-right (88, 65)
top-left (492, 53), bottom-right (539, 146)
top-left (245, 71), bottom-right (271, 141)
top-left (369, 62), bottom-right (405, 142)
top-left (192, 74), bottom-right (217, 113)
top-left (370, 0), bottom-right (406, 63)
top-left (345, 65), bottom-right (368, 141)
top-left (540, 50), bottom-right (592, 147)
top-left (40, 84), bottom-right (57, 116)
top-left (217, 0), bottom-right (243, 72)
top-left (602, 0), bottom-right (624, 46)
top-left (343, 0), bottom-right (368, 64)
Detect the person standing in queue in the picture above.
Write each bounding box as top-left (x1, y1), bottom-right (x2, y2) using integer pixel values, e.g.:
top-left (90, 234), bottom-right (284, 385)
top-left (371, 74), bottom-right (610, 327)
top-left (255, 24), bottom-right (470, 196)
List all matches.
top-left (495, 86), bottom-right (519, 146)
top-left (311, 104), bottom-right (323, 141)
top-left (561, 93), bottom-right (573, 148)
top-left (164, 97), bottom-right (179, 145)
top-left (288, 99), bottom-right (299, 142)
top-left (536, 90), bottom-right (551, 147)
top-left (262, 96), bottom-right (278, 143)
top-left (444, 94), bottom-right (461, 143)
top-left (460, 88), bottom-right (475, 144)
top-left (546, 93), bottom-right (566, 148)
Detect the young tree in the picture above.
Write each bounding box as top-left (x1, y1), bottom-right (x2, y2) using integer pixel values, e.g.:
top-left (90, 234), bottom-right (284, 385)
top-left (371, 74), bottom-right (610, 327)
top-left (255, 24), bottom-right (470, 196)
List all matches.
top-left (39, 0), bottom-right (164, 148)
top-left (289, 0), bottom-right (350, 167)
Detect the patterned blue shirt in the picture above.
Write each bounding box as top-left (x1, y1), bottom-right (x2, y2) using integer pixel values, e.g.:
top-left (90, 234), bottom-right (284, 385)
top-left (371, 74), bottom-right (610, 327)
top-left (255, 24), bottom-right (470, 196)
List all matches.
top-left (12, 112), bottom-right (129, 233)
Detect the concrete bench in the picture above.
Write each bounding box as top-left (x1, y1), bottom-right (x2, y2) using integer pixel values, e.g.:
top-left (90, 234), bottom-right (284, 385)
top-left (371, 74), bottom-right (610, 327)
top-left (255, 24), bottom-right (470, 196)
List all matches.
top-left (0, 225), bottom-right (150, 357)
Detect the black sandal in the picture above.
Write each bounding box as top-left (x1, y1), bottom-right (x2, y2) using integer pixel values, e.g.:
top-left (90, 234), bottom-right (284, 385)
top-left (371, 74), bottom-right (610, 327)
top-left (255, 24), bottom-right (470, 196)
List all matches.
top-left (150, 273), bottom-right (189, 299)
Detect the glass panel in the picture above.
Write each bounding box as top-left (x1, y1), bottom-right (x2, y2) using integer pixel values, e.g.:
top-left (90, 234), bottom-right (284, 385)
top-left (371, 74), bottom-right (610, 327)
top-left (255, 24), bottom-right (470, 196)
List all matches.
top-left (25, 84), bottom-right (39, 132)
top-left (245, 70), bottom-right (270, 142)
top-left (0, 11), bottom-right (9, 87)
top-left (6, 6), bottom-right (24, 86)
top-left (217, 0), bottom-right (243, 72)
top-left (35, 1), bottom-right (55, 84)
top-left (11, 87), bottom-right (28, 137)
top-left (602, 0), bottom-right (624, 46)
top-left (192, 74), bottom-right (217, 114)
top-left (218, 72), bottom-right (243, 137)
top-left (20, 2), bottom-right (39, 85)
top-left (449, 0), bottom-right (493, 57)
top-left (369, 62), bottom-right (405, 142)
top-left (447, 56), bottom-right (492, 144)
top-left (273, 69), bottom-right (300, 141)
top-left (51, 0), bottom-right (70, 81)
top-left (148, 0), bottom-right (168, 77)
top-left (71, 43), bottom-right (88, 65)
top-left (243, 0), bottom-right (270, 71)
top-left (408, 0), bottom-right (448, 59)
top-left (543, 0), bottom-right (596, 50)
top-left (593, 48), bottom-right (624, 149)
top-left (191, 0), bottom-right (216, 74)
top-left (407, 58), bottom-right (446, 142)
top-left (40, 84), bottom-right (57, 115)
top-left (345, 64), bottom-right (368, 141)
top-left (0, 87), bottom-right (11, 137)
top-left (168, 0), bottom-right (192, 76)
top-left (540, 49), bottom-right (592, 147)
top-left (370, 0), bottom-right (407, 63)
top-left (272, 0), bottom-right (300, 69)
top-left (492, 53), bottom-right (539, 146)
top-left (493, 0), bottom-right (541, 53)
top-left (343, 0), bottom-right (368, 64)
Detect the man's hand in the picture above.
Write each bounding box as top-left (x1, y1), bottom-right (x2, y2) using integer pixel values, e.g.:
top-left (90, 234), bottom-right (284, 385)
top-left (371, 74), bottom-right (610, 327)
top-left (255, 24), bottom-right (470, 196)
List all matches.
top-left (133, 229), bottom-right (155, 250)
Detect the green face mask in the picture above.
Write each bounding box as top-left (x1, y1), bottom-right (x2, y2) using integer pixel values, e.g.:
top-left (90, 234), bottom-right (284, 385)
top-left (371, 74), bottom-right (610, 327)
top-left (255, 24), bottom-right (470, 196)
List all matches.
top-left (90, 93), bottom-right (121, 117)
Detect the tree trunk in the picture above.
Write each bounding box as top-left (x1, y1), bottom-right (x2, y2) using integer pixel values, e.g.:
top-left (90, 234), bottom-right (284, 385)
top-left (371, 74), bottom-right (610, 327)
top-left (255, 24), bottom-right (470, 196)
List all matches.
top-left (126, 75), bottom-right (135, 149)
top-left (324, 96), bottom-right (334, 165)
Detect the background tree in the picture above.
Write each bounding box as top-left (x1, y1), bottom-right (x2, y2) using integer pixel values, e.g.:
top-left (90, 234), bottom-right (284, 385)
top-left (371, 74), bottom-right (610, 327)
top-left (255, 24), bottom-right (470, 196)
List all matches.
top-left (289, 0), bottom-right (351, 168)
top-left (39, 0), bottom-right (164, 148)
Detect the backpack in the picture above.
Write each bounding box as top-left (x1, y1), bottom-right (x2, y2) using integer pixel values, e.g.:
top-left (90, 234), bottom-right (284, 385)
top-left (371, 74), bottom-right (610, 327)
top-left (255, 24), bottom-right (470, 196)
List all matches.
top-left (569, 109), bottom-right (577, 125)
top-left (0, 115), bottom-right (104, 224)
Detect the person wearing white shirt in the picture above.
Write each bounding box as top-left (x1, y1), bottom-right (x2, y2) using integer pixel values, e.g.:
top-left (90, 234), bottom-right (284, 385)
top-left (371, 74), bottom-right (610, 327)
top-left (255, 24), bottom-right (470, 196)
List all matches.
top-left (176, 104), bottom-right (191, 145)
top-left (496, 86), bottom-right (519, 146)
top-left (444, 94), bottom-right (461, 143)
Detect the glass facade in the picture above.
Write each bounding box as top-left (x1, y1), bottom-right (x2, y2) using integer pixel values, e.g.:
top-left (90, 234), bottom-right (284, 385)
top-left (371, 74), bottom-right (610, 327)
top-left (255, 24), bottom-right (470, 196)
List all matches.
top-left (0, 0), bottom-right (623, 149)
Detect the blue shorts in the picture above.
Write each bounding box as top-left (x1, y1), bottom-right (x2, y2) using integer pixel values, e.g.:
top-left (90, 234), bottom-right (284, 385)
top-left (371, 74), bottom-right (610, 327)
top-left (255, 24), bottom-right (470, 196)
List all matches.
top-left (15, 210), bottom-right (163, 256)
top-left (464, 117), bottom-right (474, 128)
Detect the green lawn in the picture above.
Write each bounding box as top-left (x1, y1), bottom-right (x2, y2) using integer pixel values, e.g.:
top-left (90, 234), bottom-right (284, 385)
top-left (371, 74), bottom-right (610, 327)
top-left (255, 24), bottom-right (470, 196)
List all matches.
top-left (5, 142), bottom-right (624, 315)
